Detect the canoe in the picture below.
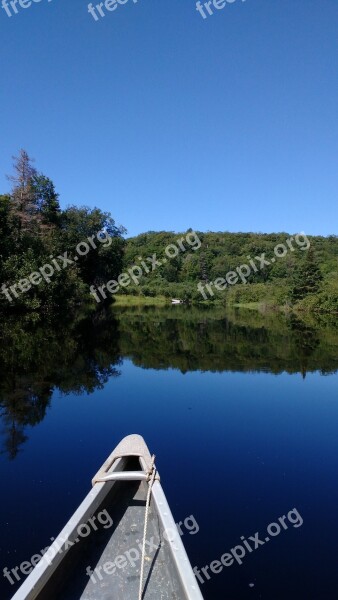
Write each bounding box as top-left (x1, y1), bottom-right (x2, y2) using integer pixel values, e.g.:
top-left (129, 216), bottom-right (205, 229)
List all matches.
top-left (12, 434), bottom-right (204, 600)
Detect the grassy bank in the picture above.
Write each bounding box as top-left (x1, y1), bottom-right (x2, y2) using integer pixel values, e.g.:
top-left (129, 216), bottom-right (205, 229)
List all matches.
top-left (113, 295), bottom-right (168, 306)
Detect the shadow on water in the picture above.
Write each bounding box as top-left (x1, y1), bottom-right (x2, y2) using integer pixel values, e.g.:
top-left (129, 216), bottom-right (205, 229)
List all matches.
top-left (1, 304), bottom-right (338, 459)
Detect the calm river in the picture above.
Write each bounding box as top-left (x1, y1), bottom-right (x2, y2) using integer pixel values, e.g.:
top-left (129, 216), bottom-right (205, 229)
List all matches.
top-left (1, 305), bottom-right (338, 599)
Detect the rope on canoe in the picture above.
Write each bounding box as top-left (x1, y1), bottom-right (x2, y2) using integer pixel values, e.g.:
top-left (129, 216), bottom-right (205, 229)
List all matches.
top-left (138, 454), bottom-right (156, 600)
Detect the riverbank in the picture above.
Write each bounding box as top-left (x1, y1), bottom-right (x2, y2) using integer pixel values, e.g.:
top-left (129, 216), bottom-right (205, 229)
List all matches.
top-left (113, 295), bottom-right (168, 306)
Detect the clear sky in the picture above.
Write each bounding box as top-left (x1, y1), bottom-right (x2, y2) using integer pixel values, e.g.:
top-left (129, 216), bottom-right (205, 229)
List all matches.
top-left (0, 0), bottom-right (337, 237)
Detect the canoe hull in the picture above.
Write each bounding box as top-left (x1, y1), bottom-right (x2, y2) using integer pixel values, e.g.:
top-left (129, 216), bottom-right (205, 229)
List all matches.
top-left (11, 435), bottom-right (204, 600)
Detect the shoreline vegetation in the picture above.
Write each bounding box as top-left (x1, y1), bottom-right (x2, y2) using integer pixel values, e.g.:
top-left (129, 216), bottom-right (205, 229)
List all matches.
top-left (1, 149), bottom-right (338, 317)
top-left (113, 295), bottom-right (168, 306)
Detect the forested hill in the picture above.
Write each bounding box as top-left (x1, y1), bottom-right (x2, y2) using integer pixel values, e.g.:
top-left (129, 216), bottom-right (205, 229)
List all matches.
top-left (123, 231), bottom-right (338, 311)
top-left (1, 149), bottom-right (337, 314)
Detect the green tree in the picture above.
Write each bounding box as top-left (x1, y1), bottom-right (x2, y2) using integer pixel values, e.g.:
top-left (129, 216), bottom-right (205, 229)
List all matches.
top-left (30, 174), bottom-right (61, 226)
top-left (0, 195), bottom-right (15, 279)
top-left (291, 248), bottom-right (323, 301)
top-left (61, 205), bottom-right (126, 287)
top-left (0, 151), bottom-right (126, 313)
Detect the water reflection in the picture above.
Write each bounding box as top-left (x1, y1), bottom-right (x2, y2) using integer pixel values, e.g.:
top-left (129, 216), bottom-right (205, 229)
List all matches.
top-left (1, 305), bottom-right (338, 458)
top-left (0, 308), bottom-right (121, 459)
top-left (116, 306), bottom-right (338, 376)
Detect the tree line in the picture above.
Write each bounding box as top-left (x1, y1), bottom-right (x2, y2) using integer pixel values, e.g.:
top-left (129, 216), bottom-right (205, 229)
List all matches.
top-left (1, 150), bottom-right (337, 313)
top-left (122, 231), bottom-right (337, 312)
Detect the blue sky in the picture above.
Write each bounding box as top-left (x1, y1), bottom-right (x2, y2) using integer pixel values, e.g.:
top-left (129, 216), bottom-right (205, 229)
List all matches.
top-left (0, 0), bottom-right (337, 237)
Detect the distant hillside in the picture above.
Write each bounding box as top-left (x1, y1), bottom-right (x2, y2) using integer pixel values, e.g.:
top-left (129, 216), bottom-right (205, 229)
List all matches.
top-left (122, 231), bottom-right (338, 312)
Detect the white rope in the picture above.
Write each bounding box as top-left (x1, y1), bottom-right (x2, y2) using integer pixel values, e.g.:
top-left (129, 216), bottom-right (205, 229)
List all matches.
top-left (138, 454), bottom-right (156, 600)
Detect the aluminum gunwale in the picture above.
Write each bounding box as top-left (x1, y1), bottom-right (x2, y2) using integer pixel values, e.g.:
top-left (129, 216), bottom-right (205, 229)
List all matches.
top-left (11, 436), bottom-right (203, 600)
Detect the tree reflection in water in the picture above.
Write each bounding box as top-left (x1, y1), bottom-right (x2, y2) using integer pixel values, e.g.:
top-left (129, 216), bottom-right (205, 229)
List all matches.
top-left (1, 305), bottom-right (338, 459)
top-left (0, 308), bottom-right (121, 459)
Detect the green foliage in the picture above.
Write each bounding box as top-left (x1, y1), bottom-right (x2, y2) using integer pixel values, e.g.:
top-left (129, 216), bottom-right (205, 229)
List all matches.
top-left (60, 205), bottom-right (126, 287)
top-left (123, 232), bottom-right (338, 312)
top-left (0, 151), bottom-right (125, 314)
top-left (291, 247), bottom-right (323, 301)
top-left (296, 278), bottom-right (338, 313)
top-left (30, 174), bottom-right (61, 226)
top-left (0, 195), bottom-right (15, 280)
top-left (2, 151), bottom-right (338, 315)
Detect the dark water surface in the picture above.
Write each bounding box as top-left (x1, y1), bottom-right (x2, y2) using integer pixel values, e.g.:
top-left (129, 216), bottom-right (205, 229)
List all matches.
top-left (1, 306), bottom-right (338, 600)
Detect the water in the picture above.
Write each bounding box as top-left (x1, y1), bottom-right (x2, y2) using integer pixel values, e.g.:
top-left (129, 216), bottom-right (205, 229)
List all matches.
top-left (1, 306), bottom-right (338, 599)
